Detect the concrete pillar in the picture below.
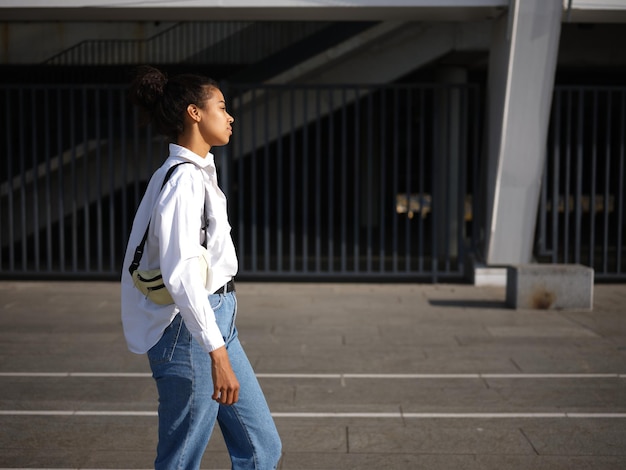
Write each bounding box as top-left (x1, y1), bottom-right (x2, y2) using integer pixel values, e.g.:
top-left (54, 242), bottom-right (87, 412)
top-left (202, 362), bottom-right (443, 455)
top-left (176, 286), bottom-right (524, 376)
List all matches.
top-left (483, 0), bottom-right (562, 265)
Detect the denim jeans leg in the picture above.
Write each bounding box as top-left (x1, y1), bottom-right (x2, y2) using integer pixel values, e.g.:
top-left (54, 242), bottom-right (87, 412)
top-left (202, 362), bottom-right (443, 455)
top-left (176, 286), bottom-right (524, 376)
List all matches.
top-left (148, 314), bottom-right (219, 470)
top-left (215, 292), bottom-right (282, 469)
top-left (217, 335), bottom-right (282, 469)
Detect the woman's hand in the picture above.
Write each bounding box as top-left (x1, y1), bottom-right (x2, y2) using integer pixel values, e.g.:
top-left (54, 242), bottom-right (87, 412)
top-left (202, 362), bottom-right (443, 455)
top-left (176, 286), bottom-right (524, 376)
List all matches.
top-left (209, 346), bottom-right (240, 405)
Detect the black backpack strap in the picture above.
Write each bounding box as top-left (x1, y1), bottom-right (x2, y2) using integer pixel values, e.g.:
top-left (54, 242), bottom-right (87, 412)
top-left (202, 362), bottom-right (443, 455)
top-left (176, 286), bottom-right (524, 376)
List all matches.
top-left (128, 162), bottom-right (190, 275)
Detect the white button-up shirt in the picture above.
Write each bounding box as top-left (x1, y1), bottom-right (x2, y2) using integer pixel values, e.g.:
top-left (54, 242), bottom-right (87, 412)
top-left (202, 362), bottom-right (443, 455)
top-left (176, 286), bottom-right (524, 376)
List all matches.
top-left (121, 144), bottom-right (237, 354)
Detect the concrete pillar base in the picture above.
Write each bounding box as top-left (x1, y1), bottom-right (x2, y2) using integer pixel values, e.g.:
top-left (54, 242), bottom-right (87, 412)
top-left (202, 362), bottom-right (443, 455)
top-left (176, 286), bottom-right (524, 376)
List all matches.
top-left (466, 255), bottom-right (507, 286)
top-left (506, 264), bottom-right (594, 310)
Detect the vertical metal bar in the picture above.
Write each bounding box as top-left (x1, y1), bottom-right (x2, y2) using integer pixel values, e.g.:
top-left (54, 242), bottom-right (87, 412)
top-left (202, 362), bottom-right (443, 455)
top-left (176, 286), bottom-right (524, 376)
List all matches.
top-left (315, 88), bottom-right (322, 273)
top-left (289, 87), bottom-right (296, 273)
top-left (404, 87), bottom-right (413, 273)
top-left (18, 88), bottom-right (27, 271)
top-left (590, 90), bottom-right (598, 269)
top-left (603, 90), bottom-right (612, 274)
top-left (617, 90), bottom-right (625, 274)
top-left (327, 88), bottom-right (335, 273)
top-left (430, 86), bottom-right (438, 281)
top-left (444, 84), bottom-right (448, 273)
top-left (470, 86), bottom-right (479, 253)
top-left (378, 88), bottom-right (387, 273)
top-left (276, 88), bottom-right (284, 273)
top-left (391, 87), bottom-right (399, 273)
top-left (95, 89), bottom-right (104, 273)
top-left (416, 87), bottom-right (426, 272)
top-left (457, 85), bottom-right (468, 275)
top-left (340, 87), bottom-right (347, 273)
top-left (302, 88), bottom-right (309, 272)
top-left (263, 87), bottom-right (270, 272)
top-left (353, 87), bottom-right (360, 272)
top-left (54, 88), bottom-right (63, 273)
top-left (108, 89), bottom-right (116, 273)
top-left (82, 88), bottom-right (91, 272)
top-left (366, 89), bottom-right (373, 273)
top-left (575, 90), bottom-right (584, 263)
top-left (563, 90), bottom-right (572, 263)
top-left (70, 89), bottom-right (78, 273)
top-left (32, 88), bottom-right (40, 272)
top-left (250, 88), bottom-right (258, 273)
top-left (444, 85), bottom-right (452, 273)
top-left (3, 88), bottom-right (15, 271)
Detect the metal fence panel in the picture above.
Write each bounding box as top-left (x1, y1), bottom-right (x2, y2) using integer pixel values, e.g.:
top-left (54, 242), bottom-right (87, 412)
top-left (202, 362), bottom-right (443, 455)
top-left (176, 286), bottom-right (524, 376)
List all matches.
top-left (0, 84), bottom-right (165, 278)
top-left (227, 83), bottom-right (481, 280)
top-left (536, 85), bottom-right (626, 279)
top-left (1, 82), bottom-right (481, 281)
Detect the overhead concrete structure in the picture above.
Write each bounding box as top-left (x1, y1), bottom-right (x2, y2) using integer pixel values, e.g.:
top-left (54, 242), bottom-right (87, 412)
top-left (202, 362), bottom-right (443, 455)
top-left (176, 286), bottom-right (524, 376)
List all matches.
top-left (235, 20), bottom-right (491, 157)
top-left (0, 0), bottom-right (508, 21)
top-left (1, 0), bottom-right (625, 22)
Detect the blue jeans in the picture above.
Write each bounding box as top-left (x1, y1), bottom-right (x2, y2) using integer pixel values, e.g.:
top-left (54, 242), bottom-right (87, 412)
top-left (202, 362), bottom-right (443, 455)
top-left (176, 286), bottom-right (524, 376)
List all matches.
top-left (148, 292), bottom-right (282, 470)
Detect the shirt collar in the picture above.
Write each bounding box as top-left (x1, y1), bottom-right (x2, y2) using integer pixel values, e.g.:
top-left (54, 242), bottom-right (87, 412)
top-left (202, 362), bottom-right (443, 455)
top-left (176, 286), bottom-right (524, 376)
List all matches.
top-left (168, 143), bottom-right (215, 169)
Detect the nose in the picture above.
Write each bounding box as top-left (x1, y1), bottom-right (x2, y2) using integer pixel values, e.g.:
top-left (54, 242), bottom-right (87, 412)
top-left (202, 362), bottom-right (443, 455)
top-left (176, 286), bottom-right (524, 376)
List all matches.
top-left (228, 113), bottom-right (235, 124)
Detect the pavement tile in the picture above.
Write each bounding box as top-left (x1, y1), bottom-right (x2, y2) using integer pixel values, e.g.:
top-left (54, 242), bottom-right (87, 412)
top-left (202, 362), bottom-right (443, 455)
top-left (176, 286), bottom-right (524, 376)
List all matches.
top-left (276, 423), bottom-right (347, 453)
top-left (483, 377), bottom-right (626, 412)
top-left (474, 455), bottom-right (626, 470)
top-left (347, 422), bottom-right (534, 455)
top-left (278, 452), bottom-right (480, 470)
top-left (520, 419), bottom-right (626, 456)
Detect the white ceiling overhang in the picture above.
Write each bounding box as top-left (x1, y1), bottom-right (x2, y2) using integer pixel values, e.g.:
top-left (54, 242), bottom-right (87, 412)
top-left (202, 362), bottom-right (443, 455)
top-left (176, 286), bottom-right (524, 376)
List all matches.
top-left (0, 0), bottom-right (508, 21)
top-left (1, 0), bottom-right (625, 22)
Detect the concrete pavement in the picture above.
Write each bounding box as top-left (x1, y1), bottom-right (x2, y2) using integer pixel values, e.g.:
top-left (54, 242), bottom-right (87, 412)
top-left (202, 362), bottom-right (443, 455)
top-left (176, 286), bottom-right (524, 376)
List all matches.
top-left (0, 281), bottom-right (625, 469)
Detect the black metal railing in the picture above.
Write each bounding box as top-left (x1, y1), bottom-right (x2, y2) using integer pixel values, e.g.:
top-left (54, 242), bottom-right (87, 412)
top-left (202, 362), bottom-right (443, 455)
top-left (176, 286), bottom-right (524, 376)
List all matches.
top-left (536, 85), bottom-right (626, 279)
top-left (226, 83), bottom-right (482, 280)
top-left (1, 82), bottom-right (481, 281)
top-left (44, 21), bottom-right (330, 66)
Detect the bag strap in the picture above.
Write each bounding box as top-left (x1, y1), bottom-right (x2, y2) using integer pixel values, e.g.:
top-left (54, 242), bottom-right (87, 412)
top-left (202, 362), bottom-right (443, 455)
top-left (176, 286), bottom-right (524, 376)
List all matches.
top-left (128, 162), bottom-right (190, 275)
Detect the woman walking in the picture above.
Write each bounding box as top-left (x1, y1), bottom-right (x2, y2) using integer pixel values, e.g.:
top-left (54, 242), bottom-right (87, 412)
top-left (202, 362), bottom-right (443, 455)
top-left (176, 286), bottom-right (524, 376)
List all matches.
top-left (121, 65), bottom-right (282, 470)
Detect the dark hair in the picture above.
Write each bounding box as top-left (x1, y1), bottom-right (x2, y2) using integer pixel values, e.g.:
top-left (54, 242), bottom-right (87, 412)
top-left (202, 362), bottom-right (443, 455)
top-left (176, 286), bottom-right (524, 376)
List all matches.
top-left (128, 65), bottom-right (220, 141)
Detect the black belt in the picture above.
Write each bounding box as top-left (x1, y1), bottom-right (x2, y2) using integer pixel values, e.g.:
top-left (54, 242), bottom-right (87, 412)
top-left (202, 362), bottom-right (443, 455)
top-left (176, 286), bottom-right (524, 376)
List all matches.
top-left (212, 280), bottom-right (235, 295)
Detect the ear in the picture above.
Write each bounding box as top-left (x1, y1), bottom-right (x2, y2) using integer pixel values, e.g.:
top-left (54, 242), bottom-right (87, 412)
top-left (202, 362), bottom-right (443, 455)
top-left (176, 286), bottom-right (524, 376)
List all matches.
top-left (187, 104), bottom-right (200, 122)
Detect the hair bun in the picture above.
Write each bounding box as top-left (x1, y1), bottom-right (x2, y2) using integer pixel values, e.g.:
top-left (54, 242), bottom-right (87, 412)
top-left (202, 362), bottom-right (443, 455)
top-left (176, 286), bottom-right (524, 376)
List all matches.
top-left (129, 65), bottom-right (168, 111)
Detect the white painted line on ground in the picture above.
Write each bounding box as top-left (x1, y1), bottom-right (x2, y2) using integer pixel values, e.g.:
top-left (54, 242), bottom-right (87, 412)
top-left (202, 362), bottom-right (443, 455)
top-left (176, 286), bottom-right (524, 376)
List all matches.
top-left (478, 373), bottom-right (623, 379)
top-left (0, 372), bottom-right (152, 377)
top-left (1, 410), bottom-right (625, 419)
top-left (565, 413), bottom-right (626, 418)
top-left (404, 413), bottom-right (626, 419)
top-left (0, 372), bottom-right (624, 379)
top-left (0, 410), bottom-right (158, 416)
top-left (273, 412), bottom-right (626, 419)
top-left (273, 412), bottom-right (403, 418)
